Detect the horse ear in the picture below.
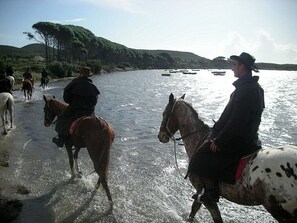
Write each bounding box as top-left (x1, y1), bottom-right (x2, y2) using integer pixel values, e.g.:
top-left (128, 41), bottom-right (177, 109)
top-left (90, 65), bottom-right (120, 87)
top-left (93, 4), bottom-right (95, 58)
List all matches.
top-left (43, 95), bottom-right (47, 102)
top-left (180, 94), bottom-right (185, 99)
top-left (169, 93), bottom-right (174, 104)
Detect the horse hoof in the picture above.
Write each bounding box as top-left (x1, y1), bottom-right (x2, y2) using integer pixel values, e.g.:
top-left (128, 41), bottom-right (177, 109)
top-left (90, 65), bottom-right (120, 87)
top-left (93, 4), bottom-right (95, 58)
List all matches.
top-left (77, 172), bottom-right (83, 178)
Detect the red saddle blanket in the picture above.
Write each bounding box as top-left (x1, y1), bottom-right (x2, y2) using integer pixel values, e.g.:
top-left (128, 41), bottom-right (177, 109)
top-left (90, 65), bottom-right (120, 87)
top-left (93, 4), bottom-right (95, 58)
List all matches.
top-left (235, 155), bottom-right (253, 180)
top-left (69, 116), bottom-right (105, 135)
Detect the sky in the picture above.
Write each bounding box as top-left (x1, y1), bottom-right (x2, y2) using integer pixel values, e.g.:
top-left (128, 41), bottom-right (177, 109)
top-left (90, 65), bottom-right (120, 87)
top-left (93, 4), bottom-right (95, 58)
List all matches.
top-left (0, 0), bottom-right (297, 64)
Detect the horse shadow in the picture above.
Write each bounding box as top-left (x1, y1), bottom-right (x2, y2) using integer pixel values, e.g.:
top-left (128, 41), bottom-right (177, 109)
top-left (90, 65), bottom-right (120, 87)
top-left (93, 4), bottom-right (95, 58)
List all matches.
top-left (14, 180), bottom-right (115, 223)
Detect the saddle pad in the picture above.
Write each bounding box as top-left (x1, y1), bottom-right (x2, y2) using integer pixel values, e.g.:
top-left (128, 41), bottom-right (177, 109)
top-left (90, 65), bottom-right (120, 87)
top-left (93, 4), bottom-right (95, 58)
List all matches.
top-left (69, 116), bottom-right (88, 135)
top-left (69, 116), bottom-right (104, 135)
top-left (235, 156), bottom-right (252, 180)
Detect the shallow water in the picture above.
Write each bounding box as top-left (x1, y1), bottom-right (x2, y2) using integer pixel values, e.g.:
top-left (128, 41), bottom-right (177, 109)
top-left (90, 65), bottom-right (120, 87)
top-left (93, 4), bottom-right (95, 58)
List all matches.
top-left (1, 69), bottom-right (296, 222)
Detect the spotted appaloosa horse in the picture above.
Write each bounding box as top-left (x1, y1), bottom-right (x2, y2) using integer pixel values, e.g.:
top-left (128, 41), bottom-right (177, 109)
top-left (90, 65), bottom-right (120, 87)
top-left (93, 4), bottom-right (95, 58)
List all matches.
top-left (0, 92), bottom-right (13, 135)
top-left (158, 93), bottom-right (297, 223)
top-left (43, 95), bottom-right (115, 208)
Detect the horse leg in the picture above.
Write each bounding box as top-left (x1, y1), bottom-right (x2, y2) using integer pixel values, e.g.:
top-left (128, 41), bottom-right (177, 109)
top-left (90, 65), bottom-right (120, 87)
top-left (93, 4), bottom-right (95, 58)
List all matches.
top-left (203, 202), bottom-right (223, 223)
top-left (96, 177), bottom-right (113, 209)
top-left (1, 115), bottom-right (7, 135)
top-left (65, 146), bottom-right (75, 179)
top-left (73, 147), bottom-right (82, 177)
top-left (188, 199), bottom-right (202, 222)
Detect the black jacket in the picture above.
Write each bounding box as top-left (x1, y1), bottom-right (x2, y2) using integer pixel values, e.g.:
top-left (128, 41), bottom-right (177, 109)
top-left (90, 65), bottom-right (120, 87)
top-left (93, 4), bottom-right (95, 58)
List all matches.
top-left (0, 75), bottom-right (12, 94)
top-left (63, 76), bottom-right (100, 115)
top-left (211, 74), bottom-right (265, 156)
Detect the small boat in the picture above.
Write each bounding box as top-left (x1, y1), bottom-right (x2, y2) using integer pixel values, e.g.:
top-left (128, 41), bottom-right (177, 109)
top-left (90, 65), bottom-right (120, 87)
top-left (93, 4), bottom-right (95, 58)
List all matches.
top-left (183, 70), bottom-right (197, 75)
top-left (162, 73), bottom-right (171, 76)
top-left (212, 71), bottom-right (226, 76)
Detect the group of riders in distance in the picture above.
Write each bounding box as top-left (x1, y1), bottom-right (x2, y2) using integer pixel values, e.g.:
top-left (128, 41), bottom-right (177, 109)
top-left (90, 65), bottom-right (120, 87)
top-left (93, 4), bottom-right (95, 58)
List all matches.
top-left (1, 52), bottom-right (297, 222)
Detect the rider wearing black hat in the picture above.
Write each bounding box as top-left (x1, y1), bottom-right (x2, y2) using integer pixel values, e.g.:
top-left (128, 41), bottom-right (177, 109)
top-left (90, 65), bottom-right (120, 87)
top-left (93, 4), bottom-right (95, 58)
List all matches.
top-left (188, 52), bottom-right (265, 204)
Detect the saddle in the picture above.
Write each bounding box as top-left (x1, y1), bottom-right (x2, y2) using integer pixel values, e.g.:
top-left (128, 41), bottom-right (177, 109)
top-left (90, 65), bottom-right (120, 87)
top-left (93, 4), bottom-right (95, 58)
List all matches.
top-left (69, 115), bottom-right (105, 135)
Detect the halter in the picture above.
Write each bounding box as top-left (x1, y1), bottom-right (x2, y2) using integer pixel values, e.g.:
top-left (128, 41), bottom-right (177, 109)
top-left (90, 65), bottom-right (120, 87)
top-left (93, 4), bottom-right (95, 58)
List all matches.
top-left (44, 100), bottom-right (57, 125)
top-left (161, 99), bottom-right (211, 178)
top-left (160, 99), bottom-right (178, 139)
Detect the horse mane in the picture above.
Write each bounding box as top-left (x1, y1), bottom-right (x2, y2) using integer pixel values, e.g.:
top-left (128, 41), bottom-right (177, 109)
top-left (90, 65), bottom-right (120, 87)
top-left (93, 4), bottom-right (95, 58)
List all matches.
top-left (176, 98), bottom-right (210, 130)
top-left (50, 98), bottom-right (68, 114)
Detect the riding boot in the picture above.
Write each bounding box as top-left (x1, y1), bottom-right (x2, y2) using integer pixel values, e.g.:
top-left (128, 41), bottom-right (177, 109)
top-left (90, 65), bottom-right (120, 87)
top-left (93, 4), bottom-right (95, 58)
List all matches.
top-left (52, 134), bottom-right (65, 147)
top-left (193, 178), bottom-right (219, 203)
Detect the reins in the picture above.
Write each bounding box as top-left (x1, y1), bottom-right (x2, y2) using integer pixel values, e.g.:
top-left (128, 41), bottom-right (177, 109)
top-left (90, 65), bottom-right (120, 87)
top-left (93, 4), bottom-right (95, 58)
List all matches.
top-left (164, 99), bottom-right (211, 178)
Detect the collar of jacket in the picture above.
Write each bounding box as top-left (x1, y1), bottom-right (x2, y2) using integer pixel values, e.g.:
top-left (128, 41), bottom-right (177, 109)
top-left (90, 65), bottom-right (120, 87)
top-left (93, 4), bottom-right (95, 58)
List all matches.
top-left (233, 74), bottom-right (259, 88)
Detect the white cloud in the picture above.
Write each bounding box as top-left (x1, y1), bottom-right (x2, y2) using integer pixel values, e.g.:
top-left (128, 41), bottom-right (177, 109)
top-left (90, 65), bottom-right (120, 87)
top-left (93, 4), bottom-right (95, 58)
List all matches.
top-left (50, 18), bottom-right (86, 24)
top-left (218, 31), bottom-right (297, 64)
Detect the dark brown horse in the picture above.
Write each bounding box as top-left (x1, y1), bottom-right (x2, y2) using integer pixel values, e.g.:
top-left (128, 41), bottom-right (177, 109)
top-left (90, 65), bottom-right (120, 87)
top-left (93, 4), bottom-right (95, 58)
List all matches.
top-left (40, 76), bottom-right (49, 89)
top-left (158, 93), bottom-right (297, 223)
top-left (43, 95), bottom-right (115, 207)
top-left (21, 80), bottom-right (33, 100)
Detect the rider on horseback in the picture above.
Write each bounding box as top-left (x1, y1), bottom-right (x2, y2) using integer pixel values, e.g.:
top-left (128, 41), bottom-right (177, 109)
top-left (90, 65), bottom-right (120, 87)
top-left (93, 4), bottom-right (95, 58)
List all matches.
top-left (0, 71), bottom-right (12, 94)
top-left (188, 52), bottom-right (265, 204)
top-left (23, 67), bottom-right (34, 86)
top-left (52, 67), bottom-right (100, 147)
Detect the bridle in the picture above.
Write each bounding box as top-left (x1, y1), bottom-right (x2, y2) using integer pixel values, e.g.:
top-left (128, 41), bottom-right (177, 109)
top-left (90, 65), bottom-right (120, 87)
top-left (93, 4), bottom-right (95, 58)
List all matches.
top-left (160, 100), bottom-right (178, 140)
top-left (44, 100), bottom-right (57, 125)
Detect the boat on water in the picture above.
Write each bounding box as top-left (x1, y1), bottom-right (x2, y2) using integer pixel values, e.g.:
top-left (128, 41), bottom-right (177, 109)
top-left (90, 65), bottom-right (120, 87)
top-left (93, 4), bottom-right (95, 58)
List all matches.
top-left (161, 73), bottom-right (171, 76)
top-left (212, 70), bottom-right (226, 76)
top-left (182, 69), bottom-right (197, 75)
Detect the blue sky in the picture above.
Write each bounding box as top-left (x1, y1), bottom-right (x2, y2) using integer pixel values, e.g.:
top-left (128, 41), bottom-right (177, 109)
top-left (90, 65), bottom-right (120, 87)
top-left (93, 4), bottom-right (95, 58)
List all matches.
top-left (1, 0), bottom-right (297, 64)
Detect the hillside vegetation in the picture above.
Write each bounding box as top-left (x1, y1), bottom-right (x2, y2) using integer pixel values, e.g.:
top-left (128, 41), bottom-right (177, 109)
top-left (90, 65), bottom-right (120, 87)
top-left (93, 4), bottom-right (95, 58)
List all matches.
top-left (1, 21), bottom-right (297, 78)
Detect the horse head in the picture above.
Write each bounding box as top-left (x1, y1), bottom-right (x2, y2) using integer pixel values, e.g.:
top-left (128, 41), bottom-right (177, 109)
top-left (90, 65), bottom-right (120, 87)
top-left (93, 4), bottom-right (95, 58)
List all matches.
top-left (43, 95), bottom-right (57, 127)
top-left (158, 93), bottom-right (185, 143)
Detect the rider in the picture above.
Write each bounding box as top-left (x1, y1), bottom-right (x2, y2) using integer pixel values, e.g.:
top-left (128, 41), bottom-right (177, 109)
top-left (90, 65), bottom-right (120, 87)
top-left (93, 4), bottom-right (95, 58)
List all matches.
top-left (0, 71), bottom-right (12, 94)
top-left (52, 66), bottom-right (100, 147)
top-left (41, 68), bottom-right (48, 78)
top-left (5, 65), bottom-right (14, 77)
top-left (23, 67), bottom-right (34, 86)
top-left (188, 52), bottom-right (265, 203)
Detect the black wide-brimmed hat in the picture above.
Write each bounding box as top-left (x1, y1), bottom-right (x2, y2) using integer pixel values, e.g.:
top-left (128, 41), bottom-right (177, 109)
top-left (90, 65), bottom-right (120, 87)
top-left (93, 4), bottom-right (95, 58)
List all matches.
top-left (230, 52), bottom-right (259, 73)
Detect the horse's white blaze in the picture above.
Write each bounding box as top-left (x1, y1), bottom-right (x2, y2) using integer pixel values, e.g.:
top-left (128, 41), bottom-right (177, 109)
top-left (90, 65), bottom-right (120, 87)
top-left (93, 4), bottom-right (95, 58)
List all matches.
top-left (248, 145), bottom-right (297, 213)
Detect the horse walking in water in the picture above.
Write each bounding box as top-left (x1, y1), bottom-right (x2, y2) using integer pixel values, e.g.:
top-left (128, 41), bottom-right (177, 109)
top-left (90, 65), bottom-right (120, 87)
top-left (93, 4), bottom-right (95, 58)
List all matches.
top-left (21, 80), bottom-right (32, 100)
top-left (40, 76), bottom-right (49, 89)
top-left (43, 95), bottom-right (115, 207)
top-left (158, 93), bottom-right (297, 223)
top-left (6, 75), bottom-right (15, 90)
top-left (0, 93), bottom-right (14, 135)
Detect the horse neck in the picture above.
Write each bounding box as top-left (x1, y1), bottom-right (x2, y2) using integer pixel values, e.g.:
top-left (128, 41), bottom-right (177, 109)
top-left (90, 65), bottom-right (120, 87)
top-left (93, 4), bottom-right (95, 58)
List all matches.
top-left (52, 99), bottom-right (68, 116)
top-left (175, 101), bottom-right (210, 159)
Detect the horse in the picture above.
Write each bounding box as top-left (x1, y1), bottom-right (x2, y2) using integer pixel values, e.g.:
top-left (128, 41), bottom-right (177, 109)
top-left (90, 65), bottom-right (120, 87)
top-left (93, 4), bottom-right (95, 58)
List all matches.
top-left (42, 95), bottom-right (115, 207)
top-left (21, 80), bottom-right (32, 100)
top-left (40, 76), bottom-right (49, 89)
top-left (0, 93), bottom-right (14, 135)
top-left (6, 75), bottom-right (15, 90)
top-left (158, 93), bottom-right (297, 223)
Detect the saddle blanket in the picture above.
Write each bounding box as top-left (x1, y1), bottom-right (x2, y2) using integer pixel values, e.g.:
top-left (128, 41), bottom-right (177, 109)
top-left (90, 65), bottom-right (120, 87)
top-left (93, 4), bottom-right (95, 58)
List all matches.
top-left (69, 116), bottom-right (104, 135)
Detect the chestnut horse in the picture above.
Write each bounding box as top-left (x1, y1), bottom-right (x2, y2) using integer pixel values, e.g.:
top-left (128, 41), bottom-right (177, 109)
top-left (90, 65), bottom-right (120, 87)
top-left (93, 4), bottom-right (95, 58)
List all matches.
top-left (0, 92), bottom-right (14, 135)
top-left (21, 80), bottom-right (32, 100)
top-left (158, 93), bottom-right (297, 223)
top-left (43, 95), bottom-right (115, 207)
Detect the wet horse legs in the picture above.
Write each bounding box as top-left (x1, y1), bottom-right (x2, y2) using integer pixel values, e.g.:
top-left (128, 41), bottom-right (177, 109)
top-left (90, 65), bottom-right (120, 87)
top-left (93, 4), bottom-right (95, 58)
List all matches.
top-left (66, 146), bottom-right (75, 179)
top-left (188, 198), bottom-right (223, 222)
top-left (96, 177), bottom-right (113, 209)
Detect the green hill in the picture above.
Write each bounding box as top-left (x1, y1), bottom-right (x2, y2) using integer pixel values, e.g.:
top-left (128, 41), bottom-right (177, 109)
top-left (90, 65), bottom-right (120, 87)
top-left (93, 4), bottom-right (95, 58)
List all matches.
top-left (1, 20), bottom-right (296, 71)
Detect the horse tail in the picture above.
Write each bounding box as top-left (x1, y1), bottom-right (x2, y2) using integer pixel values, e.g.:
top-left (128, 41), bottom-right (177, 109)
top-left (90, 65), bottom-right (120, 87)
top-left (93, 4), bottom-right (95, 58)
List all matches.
top-left (97, 119), bottom-right (115, 180)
